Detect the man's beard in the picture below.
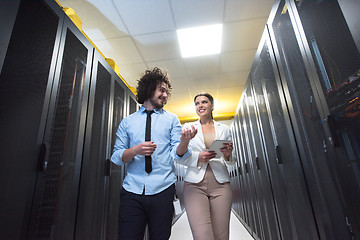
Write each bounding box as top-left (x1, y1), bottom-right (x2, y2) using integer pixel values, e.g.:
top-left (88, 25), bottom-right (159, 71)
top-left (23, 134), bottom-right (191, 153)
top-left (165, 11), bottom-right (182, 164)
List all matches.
top-left (150, 96), bottom-right (167, 109)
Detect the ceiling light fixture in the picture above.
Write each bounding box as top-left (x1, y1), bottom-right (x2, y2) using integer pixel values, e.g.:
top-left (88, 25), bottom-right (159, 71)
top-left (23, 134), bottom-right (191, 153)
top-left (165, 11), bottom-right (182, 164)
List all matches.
top-left (177, 24), bottom-right (223, 58)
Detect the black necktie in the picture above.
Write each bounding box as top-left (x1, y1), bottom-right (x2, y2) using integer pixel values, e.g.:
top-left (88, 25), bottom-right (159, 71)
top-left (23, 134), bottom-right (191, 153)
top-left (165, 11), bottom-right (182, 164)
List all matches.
top-left (145, 109), bottom-right (154, 173)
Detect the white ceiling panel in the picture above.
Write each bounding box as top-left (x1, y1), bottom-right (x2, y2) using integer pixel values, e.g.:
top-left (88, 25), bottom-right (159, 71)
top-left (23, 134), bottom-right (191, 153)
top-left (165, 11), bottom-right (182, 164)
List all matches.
top-left (168, 91), bottom-right (191, 105)
top-left (184, 55), bottom-right (220, 78)
top-left (134, 31), bottom-right (181, 62)
top-left (222, 18), bottom-right (267, 52)
top-left (168, 77), bottom-right (190, 94)
top-left (112, 0), bottom-right (175, 36)
top-left (220, 50), bottom-right (256, 72)
top-left (188, 75), bottom-right (219, 93)
top-left (148, 59), bottom-right (187, 79)
top-left (62, 0), bottom-right (129, 39)
top-left (225, 0), bottom-right (274, 22)
top-left (217, 71), bottom-right (249, 88)
top-left (171, 0), bottom-right (225, 29)
top-left (118, 62), bottom-right (148, 87)
top-left (94, 37), bottom-right (143, 65)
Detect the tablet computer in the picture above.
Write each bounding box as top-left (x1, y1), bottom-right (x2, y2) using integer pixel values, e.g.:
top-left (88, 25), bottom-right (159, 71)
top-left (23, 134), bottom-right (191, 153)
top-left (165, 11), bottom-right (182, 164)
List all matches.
top-left (208, 140), bottom-right (230, 158)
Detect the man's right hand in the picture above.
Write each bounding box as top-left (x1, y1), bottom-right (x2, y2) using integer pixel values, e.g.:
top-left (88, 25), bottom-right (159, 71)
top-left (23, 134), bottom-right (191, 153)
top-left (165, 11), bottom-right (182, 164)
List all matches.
top-left (122, 141), bottom-right (157, 163)
top-left (135, 141), bottom-right (157, 156)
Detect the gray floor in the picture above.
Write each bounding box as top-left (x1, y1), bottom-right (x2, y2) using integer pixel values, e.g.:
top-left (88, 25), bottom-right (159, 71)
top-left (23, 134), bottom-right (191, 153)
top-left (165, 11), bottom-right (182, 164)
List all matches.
top-left (170, 211), bottom-right (254, 240)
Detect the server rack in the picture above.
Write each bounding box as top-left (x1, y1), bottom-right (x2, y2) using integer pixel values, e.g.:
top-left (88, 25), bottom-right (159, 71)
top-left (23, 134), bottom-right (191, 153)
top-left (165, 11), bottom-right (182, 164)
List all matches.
top-left (288, 1), bottom-right (360, 237)
top-left (74, 49), bottom-right (128, 239)
top-left (0, 0), bottom-right (136, 239)
top-left (230, 0), bottom-right (360, 239)
top-left (0, 0), bottom-right (65, 239)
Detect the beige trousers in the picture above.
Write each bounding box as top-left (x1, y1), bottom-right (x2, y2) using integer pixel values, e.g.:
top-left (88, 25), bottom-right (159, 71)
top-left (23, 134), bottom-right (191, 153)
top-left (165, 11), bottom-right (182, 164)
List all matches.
top-left (184, 165), bottom-right (232, 240)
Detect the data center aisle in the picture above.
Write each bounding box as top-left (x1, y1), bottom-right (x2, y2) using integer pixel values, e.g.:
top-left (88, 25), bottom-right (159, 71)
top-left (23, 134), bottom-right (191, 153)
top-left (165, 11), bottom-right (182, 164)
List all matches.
top-left (170, 211), bottom-right (254, 240)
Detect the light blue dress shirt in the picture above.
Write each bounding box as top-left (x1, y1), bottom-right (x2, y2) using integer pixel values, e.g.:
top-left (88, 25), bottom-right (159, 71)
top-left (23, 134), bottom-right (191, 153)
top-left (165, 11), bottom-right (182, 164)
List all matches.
top-left (111, 106), bottom-right (191, 195)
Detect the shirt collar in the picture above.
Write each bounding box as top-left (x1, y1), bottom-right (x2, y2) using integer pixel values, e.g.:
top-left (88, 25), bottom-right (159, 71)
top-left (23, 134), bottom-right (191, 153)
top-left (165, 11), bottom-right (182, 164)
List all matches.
top-left (140, 105), bottom-right (162, 114)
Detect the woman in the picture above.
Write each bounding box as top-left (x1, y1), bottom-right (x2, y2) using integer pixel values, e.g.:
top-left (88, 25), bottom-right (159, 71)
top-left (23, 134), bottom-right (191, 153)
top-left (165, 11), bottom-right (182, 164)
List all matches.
top-left (177, 92), bottom-right (236, 240)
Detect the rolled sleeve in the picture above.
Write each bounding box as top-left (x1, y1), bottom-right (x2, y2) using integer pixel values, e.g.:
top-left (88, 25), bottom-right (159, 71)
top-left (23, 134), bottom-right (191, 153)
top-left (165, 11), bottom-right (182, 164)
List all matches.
top-left (111, 118), bottom-right (129, 166)
top-left (170, 116), bottom-right (192, 160)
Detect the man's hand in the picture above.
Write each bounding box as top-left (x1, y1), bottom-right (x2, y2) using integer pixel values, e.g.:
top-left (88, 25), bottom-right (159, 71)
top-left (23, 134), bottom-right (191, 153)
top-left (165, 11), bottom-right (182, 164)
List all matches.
top-left (177, 125), bottom-right (197, 157)
top-left (122, 141), bottom-right (157, 163)
top-left (135, 141), bottom-right (157, 156)
top-left (180, 125), bottom-right (197, 143)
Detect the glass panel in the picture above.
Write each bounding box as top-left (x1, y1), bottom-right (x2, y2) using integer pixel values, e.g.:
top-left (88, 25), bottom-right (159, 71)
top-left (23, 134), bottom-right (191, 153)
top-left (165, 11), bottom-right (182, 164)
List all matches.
top-left (77, 62), bottom-right (111, 239)
top-left (32, 29), bottom-right (88, 239)
top-left (107, 79), bottom-right (125, 240)
top-left (129, 96), bottom-right (137, 114)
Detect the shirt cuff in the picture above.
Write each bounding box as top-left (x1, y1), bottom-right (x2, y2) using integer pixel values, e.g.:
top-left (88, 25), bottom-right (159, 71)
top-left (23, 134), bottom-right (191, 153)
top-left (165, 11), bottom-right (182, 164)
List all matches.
top-left (174, 148), bottom-right (192, 160)
top-left (111, 149), bottom-right (126, 166)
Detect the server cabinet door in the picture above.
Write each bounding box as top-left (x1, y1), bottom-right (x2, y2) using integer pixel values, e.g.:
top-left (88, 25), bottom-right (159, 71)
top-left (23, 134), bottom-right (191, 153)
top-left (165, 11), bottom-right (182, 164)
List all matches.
top-left (246, 80), bottom-right (282, 240)
top-left (260, 31), bottom-right (319, 239)
top-left (230, 120), bottom-right (244, 220)
top-left (243, 91), bottom-right (265, 240)
top-left (233, 114), bottom-right (253, 231)
top-left (252, 27), bottom-right (318, 239)
top-left (239, 101), bottom-right (261, 238)
top-left (0, 1), bottom-right (63, 239)
top-left (269, 0), bottom-right (355, 239)
top-left (290, 0), bottom-right (360, 238)
top-left (28, 16), bottom-right (93, 239)
top-left (107, 76), bottom-right (126, 240)
top-left (235, 117), bottom-right (248, 221)
top-left (74, 50), bottom-right (112, 239)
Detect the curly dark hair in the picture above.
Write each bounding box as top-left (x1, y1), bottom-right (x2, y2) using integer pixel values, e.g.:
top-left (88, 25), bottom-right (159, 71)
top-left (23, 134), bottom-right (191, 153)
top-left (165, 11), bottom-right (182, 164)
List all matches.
top-left (136, 67), bottom-right (172, 104)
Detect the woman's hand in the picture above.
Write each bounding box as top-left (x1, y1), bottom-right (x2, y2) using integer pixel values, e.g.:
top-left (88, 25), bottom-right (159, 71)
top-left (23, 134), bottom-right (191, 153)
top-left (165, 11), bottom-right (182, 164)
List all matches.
top-left (198, 151), bottom-right (217, 163)
top-left (220, 141), bottom-right (233, 161)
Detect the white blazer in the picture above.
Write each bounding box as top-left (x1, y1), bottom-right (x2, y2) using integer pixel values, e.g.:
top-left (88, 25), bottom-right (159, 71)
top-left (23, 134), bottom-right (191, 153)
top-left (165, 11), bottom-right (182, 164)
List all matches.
top-left (176, 120), bottom-right (236, 183)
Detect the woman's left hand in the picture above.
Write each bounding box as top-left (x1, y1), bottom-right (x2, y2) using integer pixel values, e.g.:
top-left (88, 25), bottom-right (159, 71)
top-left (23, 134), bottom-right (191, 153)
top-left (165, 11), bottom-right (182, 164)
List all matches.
top-left (220, 141), bottom-right (233, 160)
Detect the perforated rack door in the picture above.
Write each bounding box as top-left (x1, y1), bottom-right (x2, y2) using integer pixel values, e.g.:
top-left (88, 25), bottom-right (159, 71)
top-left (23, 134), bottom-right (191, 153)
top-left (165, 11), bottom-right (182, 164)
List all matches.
top-left (28, 15), bottom-right (94, 239)
top-left (0, 0), bottom-right (63, 239)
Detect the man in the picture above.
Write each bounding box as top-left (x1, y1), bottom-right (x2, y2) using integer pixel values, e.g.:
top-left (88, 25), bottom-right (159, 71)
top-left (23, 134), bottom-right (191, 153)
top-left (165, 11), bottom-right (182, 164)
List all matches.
top-left (111, 67), bottom-right (197, 240)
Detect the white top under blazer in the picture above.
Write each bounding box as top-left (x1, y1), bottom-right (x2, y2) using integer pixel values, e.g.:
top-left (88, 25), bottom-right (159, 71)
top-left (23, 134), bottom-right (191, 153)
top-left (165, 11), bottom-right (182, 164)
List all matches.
top-left (176, 120), bottom-right (236, 183)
